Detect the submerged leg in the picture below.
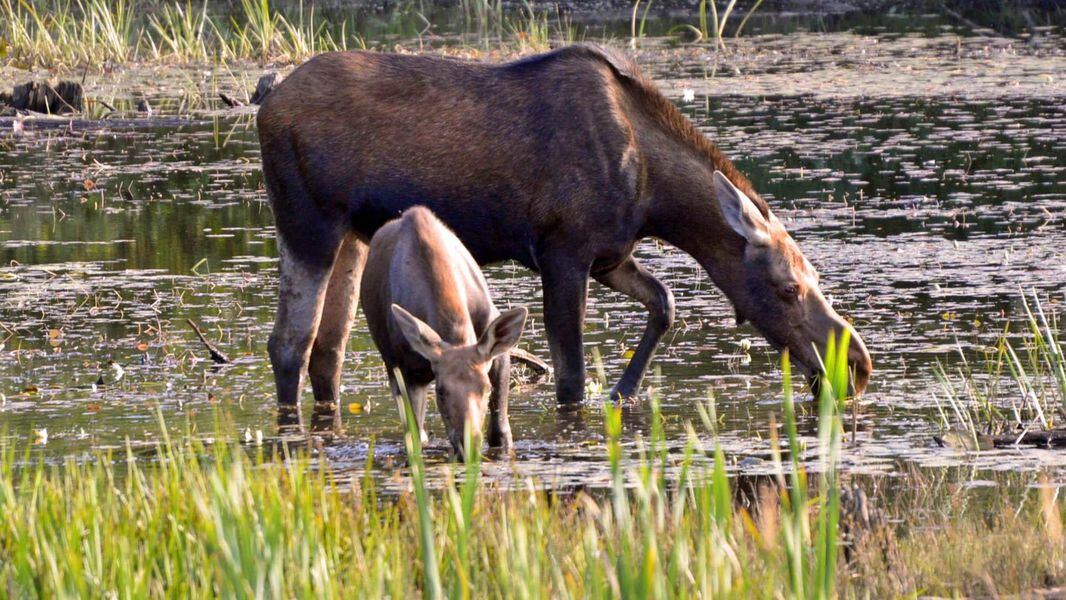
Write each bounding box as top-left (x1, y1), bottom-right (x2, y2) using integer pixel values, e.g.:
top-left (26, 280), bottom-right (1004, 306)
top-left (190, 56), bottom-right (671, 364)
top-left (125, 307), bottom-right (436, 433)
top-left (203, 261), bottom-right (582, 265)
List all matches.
top-left (593, 256), bottom-right (675, 400)
top-left (268, 236), bottom-right (339, 413)
top-left (389, 371), bottom-right (429, 445)
top-left (487, 353), bottom-right (514, 449)
top-left (309, 235), bottom-right (369, 428)
top-left (540, 254), bottom-right (591, 404)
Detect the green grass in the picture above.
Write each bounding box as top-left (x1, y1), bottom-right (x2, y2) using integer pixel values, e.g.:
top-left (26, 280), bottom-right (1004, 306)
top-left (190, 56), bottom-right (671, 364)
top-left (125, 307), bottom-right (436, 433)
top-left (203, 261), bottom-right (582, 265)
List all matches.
top-left (661, 0), bottom-right (764, 48)
top-left (0, 0), bottom-right (582, 69)
top-left (2, 333), bottom-right (1065, 597)
top-left (934, 289), bottom-right (1065, 442)
top-left (0, 338), bottom-right (843, 597)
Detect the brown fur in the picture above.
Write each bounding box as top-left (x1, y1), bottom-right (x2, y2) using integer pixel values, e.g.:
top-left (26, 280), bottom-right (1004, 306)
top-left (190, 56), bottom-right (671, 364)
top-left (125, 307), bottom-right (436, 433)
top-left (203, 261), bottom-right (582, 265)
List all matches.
top-left (259, 44), bottom-right (871, 411)
top-left (361, 207), bottom-right (527, 455)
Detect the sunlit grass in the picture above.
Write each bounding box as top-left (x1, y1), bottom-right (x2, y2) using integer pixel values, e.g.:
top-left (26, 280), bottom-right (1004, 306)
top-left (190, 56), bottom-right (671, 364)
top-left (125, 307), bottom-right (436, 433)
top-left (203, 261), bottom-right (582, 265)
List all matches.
top-left (148, 0), bottom-right (212, 63)
top-left (0, 0), bottom-right (581, 69)
top-left (659, 0), bottom-right (764, 48)
top-left (0, 338), bottom-right (841, 597)
top-left (2, 333), bottom-right (1064, 597)
top-left (934, 289), bottom-right (1065, 443)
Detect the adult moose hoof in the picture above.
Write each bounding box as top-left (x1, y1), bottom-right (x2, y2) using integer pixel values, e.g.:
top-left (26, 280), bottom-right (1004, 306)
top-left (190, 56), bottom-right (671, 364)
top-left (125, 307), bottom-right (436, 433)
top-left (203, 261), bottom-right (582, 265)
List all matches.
top-left (608, 383), bottom-right (640, 403)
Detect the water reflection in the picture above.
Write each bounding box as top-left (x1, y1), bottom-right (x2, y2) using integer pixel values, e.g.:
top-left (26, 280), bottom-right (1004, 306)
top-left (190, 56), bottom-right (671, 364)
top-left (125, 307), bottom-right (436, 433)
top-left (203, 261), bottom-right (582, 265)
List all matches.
top-left (0, 28), bottom-right (1064, 485)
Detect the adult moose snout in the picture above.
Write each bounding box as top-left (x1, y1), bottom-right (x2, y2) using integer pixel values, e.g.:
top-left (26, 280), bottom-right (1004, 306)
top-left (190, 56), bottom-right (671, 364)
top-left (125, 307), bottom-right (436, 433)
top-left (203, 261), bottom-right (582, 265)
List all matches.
top-left (712, 170), bottom-right (872, 396)
top-left (805, 312), bottom-right (873, 397)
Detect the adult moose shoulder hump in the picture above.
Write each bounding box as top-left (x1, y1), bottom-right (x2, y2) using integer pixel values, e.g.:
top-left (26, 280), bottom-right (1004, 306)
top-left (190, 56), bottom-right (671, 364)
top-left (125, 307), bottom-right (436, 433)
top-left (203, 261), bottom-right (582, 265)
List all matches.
top-left (257, 44), bottom-right (873, 410)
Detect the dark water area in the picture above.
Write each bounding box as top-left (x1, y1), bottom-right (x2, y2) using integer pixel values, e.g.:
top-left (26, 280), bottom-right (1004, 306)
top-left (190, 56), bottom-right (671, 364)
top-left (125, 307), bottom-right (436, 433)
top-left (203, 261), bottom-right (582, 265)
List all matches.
top-left (0, 20), bottom-right (1064, 488)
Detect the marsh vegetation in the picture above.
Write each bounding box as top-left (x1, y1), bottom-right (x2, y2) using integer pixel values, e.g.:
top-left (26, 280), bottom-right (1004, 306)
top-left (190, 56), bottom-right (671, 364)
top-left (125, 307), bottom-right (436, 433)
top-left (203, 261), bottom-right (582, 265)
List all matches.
top-left (1, 1), bottom-right (1064, 597)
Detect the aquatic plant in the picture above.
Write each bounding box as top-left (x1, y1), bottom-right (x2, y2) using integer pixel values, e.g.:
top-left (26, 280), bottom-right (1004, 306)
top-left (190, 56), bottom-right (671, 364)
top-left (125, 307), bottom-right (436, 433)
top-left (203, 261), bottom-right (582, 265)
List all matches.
top-left (0, 0), bottom-right (138, 68)
top-left (0, 0), bottom-right (583, 68)
top-left (663, 0), bottom-right (764, 48)
top-left (0, 336), bottom-right (852, 598)
top-left (148, 0), bottom-right (212, 62)
top-left (0, 331), bottom-right (1064, 596)
top-left (629, 0), bottom-right (655, 47)
top-left (933, 289), bottom-right (1065, 444)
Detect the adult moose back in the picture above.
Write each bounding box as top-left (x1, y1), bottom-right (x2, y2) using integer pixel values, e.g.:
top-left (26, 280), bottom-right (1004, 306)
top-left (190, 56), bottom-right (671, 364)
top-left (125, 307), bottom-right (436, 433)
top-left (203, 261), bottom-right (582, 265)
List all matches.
top-left (258, 44), bottom-right (872, 412)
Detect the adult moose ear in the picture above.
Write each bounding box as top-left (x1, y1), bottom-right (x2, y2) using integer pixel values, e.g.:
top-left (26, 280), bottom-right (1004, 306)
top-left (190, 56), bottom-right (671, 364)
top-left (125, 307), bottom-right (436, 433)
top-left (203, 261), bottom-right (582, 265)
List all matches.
top-left (391, 304), bottom-right (444, 362)
top-left (476, 307), bottom-right (528, 361)
top-left (713, 171), bottom-right (771, 246)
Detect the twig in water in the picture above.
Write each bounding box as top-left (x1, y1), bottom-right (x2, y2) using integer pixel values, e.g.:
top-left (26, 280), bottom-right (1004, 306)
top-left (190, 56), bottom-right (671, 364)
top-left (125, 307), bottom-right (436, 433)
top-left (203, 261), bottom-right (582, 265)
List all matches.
top-left (187, 318), bottom-right (230, 364)
top-left (509, 347), bottom-right (551, 378)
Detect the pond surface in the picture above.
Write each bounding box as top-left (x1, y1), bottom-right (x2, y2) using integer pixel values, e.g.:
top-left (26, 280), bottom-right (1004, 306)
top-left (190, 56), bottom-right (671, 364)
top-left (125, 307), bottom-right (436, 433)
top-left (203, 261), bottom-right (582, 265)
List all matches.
top-left (1, 20), bottom-right (1064, 487)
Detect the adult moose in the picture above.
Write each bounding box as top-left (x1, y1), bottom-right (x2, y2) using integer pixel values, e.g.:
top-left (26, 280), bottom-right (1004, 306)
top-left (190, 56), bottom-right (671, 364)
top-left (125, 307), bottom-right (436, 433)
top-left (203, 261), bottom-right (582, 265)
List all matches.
top-left (258, 44), bottom-right (872, 412)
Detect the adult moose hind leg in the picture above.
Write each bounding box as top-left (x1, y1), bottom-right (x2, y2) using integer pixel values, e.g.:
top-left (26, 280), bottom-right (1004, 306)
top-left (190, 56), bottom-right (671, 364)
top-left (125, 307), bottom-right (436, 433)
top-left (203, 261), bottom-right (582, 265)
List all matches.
top-left (540, 254), bottom-right (591, 405)
top-left (269, 234), bottom-right (341, 414)
top-left (594, 256), bottom-right (675, 400)
top-left (308, 235), bottom-right (369, 430)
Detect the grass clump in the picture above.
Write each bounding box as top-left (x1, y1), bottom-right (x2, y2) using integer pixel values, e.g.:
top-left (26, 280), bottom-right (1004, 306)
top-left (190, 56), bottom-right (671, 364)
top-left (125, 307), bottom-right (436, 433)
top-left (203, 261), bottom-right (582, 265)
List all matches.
top-left (934, 289), bottom-right (1065, 444)
top-left (660, 0), bottom-right (764, 48)
top-left (0, 0), bottom-right (350, 68)
top-left (0, 0), bottom-right (581, 69)
top-left (0, 338), bottom-right (849, 598)
top-left (2, 333), bottom-right (1065, 597)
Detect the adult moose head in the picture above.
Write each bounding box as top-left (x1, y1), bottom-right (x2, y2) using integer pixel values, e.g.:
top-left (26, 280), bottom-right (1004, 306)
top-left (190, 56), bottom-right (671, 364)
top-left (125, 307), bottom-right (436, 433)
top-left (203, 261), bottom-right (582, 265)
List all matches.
top-left (257, 44), bottom-right (871, 416)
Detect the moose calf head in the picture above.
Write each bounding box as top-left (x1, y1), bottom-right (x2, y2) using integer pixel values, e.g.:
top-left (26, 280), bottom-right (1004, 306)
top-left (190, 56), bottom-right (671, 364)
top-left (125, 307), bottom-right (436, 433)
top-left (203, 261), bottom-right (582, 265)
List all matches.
top-left (391, 305), bottom-right (529, 455)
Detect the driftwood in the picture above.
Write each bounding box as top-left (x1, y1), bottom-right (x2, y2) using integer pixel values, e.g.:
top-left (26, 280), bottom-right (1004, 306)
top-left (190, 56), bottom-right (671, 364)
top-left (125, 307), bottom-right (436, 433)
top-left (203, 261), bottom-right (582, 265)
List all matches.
top-left (935, 428), bottom-right (1066, 451)
top-left (8, 81), bottom-right (83, 114)
top-left (0, 115), bottom-right (192, 131)
top-left (250, 73), bottom-right (280, 105)
top-left (187, 319), bottom-right (231, 364)
top-left (509, 348), bottom-right (551, 379)
top-left (218, 92), bottom-right (244, 108)
top-left (991, 429), bottom-right (1066, 448)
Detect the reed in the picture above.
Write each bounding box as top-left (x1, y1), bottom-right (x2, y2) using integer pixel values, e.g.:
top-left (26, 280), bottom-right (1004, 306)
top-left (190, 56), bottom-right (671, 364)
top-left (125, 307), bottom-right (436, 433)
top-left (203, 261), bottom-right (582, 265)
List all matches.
top-left (4, 333), bottom-right (1062, 597)
top-left (148, 0), bottom-right (212, 62)
top-left (934, 289), bottom-right (1064, 440)
top-left (665, 0), bottom-right (763, 48)
top-left (0, 0), bottom-right (596, 69)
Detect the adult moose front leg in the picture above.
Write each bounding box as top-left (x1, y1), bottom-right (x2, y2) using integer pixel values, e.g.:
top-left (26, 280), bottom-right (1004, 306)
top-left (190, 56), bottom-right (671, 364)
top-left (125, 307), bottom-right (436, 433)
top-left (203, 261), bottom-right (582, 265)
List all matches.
top-left (308, 235), bottom-right (369, 429)
top-left (593, 256), bottom-right (676, 400)
top-left (540, 254), bottom-right (591, 404)
top-left (487, 353), bottom-right (513, 449)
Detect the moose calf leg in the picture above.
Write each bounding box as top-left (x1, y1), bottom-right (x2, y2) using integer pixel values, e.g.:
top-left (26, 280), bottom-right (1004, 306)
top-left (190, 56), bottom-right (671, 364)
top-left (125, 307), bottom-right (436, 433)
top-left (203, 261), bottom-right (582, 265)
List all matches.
top-left (269, 240), bottom-right (335, 407)
top-left (541, 256), bottom-right (591, 404)
top-left (594, 257), bottom-right (675, 400)
top-left (389, 373), bottom-right (429, 445)
top-left (309, 236), bottom-right (369, 418)
top-left (487, 353), bottom-right (513, 449)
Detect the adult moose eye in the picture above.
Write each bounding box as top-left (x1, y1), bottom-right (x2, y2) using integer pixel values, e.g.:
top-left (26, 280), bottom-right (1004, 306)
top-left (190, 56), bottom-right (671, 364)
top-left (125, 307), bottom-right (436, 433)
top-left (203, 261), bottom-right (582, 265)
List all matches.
top-left (779, 283), bottom-right (801, 301)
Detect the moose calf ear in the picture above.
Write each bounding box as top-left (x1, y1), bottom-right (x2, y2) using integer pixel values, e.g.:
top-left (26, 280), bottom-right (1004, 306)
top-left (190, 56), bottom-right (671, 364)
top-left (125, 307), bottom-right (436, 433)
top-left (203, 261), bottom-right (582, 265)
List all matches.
top-left (477, 307), bottom-right (528, 360)
top-left (391, 304), bottom-right (444, 361)
top-left (713, 171), bottom-right (771, 246)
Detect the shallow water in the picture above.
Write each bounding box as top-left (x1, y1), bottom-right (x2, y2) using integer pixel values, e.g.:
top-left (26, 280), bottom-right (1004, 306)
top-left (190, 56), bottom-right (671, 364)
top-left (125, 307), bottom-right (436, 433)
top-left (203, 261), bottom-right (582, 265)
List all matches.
top-left (1, 21), bottom-right (1064, 487)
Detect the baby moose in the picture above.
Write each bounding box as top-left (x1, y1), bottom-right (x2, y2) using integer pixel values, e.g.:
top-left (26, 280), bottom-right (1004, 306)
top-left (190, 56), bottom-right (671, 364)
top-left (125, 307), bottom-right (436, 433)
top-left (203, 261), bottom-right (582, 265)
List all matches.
top-left (361, 206), bottom-right (528, 457)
